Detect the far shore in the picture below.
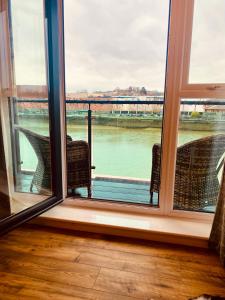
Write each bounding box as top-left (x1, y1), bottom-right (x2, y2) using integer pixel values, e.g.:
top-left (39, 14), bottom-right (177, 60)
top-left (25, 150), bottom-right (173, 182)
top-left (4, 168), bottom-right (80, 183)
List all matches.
top-left (18, 112), bottom-right (225, 131)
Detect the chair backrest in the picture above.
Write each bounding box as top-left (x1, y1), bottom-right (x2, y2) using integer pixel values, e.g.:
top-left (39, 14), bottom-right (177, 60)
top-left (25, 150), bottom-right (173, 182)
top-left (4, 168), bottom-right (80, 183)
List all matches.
top-left (174, 134), bottom-right (225, 209)
top-left (177, 134), bottom-right (225, 175)
top-left (150, 134), bottom-right (225, 209)
top-left (18, 127), bottom-right (52, 193)
top-left (18, 127), bottom-right (51, 166)
top-left (18, 127), bottom-right (90, 193)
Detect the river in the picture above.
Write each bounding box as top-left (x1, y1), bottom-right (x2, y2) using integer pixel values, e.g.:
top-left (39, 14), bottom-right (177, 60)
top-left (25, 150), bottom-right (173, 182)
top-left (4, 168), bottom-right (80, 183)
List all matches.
top-left (19, 118), bottom-right (223, 180)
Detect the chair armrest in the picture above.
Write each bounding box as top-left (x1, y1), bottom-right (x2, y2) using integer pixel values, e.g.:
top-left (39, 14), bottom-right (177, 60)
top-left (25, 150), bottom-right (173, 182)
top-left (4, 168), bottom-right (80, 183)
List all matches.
top-left (66, 140), bottom-right (91, 188)
top-left (67, 140), bottom-right (90, 164)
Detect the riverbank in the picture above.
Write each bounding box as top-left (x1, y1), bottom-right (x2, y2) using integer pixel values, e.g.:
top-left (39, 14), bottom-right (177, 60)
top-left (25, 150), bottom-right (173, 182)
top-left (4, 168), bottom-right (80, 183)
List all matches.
top-left (18, 112), bottom-right (225, 131)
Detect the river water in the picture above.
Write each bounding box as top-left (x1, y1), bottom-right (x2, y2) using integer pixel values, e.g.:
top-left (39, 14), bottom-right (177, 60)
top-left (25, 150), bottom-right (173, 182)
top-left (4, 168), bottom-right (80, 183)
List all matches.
top-left (19, 118), bottom-right (222, 180)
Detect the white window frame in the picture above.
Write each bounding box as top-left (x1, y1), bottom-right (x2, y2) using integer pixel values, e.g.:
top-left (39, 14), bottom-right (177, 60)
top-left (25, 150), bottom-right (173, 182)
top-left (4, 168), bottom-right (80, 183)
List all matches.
top-left (180, 0), bottom-right (225, 98)
top-left (161, 0), bottom-right (225, 221)
top-left (70, 0), bottom-right (216, 222)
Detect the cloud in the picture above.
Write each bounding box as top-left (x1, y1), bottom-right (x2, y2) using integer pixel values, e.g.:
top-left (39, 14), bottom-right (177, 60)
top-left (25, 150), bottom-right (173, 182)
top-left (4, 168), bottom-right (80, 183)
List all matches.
top-left (64, 0), bottom-right (169, 92)
top-left (11, 0), bottom-right (47, 85)
top-left (189, 0), bottom-right (225, 83)
top-left (9, 0), bottom-right (225, 92)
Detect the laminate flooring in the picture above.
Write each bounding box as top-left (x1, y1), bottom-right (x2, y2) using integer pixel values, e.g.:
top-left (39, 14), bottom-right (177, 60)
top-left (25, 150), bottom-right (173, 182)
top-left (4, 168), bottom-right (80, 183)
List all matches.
top-left (0, 225), bottom-right (224, 300)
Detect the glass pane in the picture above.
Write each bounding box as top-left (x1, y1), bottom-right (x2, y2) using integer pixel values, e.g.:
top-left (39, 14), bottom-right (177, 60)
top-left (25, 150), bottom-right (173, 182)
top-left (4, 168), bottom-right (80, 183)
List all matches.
top-left (174, 99), bottom-right (225, 213)
top-left (0, 0), bottom-right (53, 217)
top-left (11, 0), bottom-right (46, 85)
top-left (189, 0), bottom-right (225, 83)
top-left (64, 0), bottom-right (169, 205)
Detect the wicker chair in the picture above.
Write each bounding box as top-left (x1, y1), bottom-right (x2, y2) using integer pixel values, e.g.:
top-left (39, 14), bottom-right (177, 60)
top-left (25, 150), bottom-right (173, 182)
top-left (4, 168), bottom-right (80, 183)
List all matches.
top-left (18, 127), bottom-right (91, 197)
top-left (150, 134), bottom-right (225, 210)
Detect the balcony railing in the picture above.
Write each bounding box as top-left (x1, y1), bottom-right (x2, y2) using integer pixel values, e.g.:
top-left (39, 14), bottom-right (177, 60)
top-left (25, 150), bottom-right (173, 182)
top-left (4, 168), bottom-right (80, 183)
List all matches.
top-left (16, 97), bottom-right (225, 162)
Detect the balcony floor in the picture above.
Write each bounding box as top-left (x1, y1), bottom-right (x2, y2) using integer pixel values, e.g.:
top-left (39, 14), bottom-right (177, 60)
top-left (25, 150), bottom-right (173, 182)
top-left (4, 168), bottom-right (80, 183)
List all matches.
top-left (77, 176), bottom-right (156, 205)
top-left (16, 173), bottom-right (157, 205)
top-left (16, 173), bottom-right (215, 212)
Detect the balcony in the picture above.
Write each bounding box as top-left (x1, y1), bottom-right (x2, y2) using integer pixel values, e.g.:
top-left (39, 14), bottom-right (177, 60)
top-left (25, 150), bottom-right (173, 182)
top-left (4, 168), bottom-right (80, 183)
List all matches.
top-left (11, 97), bottom-right (225, 214)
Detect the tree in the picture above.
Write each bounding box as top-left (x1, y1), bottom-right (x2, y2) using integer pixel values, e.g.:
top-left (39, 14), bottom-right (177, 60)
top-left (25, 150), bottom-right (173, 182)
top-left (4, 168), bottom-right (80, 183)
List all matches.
top-left (140, 87), bottom-right (147, 95)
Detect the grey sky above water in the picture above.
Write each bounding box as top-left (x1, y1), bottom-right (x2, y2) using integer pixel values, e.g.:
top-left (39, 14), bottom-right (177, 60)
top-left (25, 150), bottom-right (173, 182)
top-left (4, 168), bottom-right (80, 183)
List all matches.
top-left (64, 0), bottom-right (169, 92)
top-left (11, 0), bottom-right (225, 92)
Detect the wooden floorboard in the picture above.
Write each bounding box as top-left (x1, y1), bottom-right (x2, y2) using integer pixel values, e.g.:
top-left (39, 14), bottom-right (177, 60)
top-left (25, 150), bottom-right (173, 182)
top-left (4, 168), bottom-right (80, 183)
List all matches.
top-left (0, 225), bottom-right (224, 300)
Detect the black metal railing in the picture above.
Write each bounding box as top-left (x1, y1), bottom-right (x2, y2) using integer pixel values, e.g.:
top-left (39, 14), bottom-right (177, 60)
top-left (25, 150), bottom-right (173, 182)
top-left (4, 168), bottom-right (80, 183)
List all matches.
top-left (16, 98), bottom-right (225, 164)
top-left (16, 98), bottom-right (225, 105)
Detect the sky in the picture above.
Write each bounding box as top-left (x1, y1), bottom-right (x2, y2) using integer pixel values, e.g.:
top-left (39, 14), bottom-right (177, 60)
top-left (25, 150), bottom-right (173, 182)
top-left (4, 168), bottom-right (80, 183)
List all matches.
top-left (10, 0), bottom-right (225, 93)
top-left (64, 0), bottom-right (169, 92)
top-left (189, 0), bottom-right (225, 84)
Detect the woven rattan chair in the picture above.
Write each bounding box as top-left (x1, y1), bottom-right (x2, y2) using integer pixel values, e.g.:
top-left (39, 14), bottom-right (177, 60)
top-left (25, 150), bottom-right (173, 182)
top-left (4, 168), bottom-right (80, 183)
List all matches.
top-left (150, 134), bottom-right (225, 210)
top-left (19, 127), bottom-right (91, 197)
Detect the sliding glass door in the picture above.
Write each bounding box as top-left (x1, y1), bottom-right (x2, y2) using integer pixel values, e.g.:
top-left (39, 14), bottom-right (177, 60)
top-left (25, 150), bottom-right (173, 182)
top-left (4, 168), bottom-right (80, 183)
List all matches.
top-left (0, 0), bottom-right (64, 233)
top-left (63, 0), bottom-right (225, 219)
top-left (10, 0), bottom-right (53, 201)
top-left (64, 0), bottom-right (170, 206)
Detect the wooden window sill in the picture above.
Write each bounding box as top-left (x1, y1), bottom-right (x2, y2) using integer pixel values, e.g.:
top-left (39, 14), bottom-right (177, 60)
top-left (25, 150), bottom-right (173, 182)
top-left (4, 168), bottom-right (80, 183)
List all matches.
top-left (31, 199), bottom-right (212, 248)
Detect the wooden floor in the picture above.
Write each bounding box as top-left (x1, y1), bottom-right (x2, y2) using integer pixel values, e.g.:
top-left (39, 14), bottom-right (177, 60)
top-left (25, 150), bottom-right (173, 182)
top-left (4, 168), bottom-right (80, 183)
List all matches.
top-left (0, 225), bottom-right (225, 300)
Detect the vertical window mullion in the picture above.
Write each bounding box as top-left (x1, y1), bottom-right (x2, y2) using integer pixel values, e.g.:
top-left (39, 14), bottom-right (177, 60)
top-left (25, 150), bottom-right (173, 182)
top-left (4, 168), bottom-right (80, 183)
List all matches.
top-left (160, 0), bottom-right (192, 215)
top-left (44, 0), bottom-right (67, 199)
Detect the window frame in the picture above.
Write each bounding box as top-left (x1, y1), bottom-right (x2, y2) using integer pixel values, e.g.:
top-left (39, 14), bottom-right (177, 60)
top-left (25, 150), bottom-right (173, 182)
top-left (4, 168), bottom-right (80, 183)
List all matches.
top-left (160, 0), bottom-right (225, 220)
top-left (62, 0), bottom-right (216, 222)
top-left (180, 0), bottom-right (225, 97)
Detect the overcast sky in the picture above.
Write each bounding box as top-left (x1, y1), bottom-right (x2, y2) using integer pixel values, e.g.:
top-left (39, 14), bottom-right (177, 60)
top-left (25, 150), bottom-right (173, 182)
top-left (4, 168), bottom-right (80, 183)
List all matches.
top-left (11, 0), bottom-right (225, 92)
top-left (190, 0), bottom-right (225, 84)
top-left (64, 0), bottom-right (169, 92)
